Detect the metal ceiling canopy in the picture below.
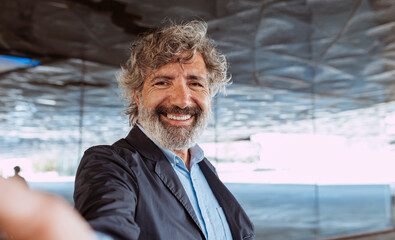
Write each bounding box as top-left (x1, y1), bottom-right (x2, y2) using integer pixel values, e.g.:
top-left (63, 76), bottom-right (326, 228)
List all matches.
top-left (0, 0), bottom-right (395, 159)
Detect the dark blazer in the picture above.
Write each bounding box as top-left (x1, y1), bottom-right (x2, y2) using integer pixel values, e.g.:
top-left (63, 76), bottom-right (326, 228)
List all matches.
top-left (74, 126), bottom-right (254, 240)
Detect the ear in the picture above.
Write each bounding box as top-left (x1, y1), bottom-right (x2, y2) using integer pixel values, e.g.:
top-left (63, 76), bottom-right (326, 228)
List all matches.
top-left (133, 90), bottom-right (140, 108)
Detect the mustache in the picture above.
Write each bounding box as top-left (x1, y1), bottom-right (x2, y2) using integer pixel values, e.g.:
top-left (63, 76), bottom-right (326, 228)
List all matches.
top-left (155, 105), bottom-right (202, 116)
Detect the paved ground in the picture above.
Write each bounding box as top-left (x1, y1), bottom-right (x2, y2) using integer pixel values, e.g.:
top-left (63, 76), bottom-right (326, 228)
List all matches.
top-left (330, 205), bottom-right (395, 240)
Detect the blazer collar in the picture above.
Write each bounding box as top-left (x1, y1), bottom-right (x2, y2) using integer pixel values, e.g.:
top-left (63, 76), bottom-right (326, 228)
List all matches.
top-left (124, 125), bottom-right (167, 161)
top-left (124, 127), bottom-right (253, 238)
top-left (123, 125), bottom-right (206, 237)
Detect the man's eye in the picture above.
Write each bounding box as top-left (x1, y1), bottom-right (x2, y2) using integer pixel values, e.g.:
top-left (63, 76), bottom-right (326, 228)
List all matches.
top-left (154, 81), bottom-right (167, 86)
top-left (190, 82), bottom-right (203, 87)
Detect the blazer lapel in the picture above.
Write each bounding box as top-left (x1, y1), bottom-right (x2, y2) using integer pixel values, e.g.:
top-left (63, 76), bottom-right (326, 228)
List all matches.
top-left (154, 160), bottom-right (203, 232)
top-left (124, 126), bottom-right (204, 234)
top-left (199, 159), bottom-right (255, 240)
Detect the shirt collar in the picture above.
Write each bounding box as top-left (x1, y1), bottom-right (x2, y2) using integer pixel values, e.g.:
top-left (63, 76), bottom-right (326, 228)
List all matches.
top-left (136, 124), bottom-right (205, 168)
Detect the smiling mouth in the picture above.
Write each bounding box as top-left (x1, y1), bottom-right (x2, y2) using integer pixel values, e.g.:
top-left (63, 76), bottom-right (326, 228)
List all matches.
top-left (166, 114), bottom-right (192, 121)
top-left (156, 105), bottom-right (200, 124)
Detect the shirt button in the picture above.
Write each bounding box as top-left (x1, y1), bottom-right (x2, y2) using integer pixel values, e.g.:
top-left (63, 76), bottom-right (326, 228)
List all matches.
top-left (171, 163), bottom-right (174, 167)
top-left (175, 159), bottom-right (179, 163)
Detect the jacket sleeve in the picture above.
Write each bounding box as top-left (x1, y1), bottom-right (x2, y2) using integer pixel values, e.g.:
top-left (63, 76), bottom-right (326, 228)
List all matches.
top-left (74, 146), bottom-right (140, 240)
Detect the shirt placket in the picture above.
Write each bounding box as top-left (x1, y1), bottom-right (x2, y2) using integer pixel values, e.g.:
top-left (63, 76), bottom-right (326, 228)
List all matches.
top-left (191, 164), bottom-right (215, 239)
top-left (176, 157), bottom-right (208, 238)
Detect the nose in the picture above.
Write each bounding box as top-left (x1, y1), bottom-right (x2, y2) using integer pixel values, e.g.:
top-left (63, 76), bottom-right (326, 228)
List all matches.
top-left (170, 80), bottom-right (191, 109)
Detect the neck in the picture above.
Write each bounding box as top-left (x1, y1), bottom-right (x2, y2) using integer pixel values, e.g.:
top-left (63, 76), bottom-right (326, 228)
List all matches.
top-left (171, 149), bottom-right (190, 171)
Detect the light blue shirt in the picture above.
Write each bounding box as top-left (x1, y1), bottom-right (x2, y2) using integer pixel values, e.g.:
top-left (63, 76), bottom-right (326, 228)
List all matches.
top-left (138, 125), bottom-right (232, 240)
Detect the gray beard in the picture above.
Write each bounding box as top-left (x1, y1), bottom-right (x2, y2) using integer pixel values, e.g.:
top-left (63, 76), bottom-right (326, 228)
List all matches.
top-left (137, 103), bottom-right (210, 150)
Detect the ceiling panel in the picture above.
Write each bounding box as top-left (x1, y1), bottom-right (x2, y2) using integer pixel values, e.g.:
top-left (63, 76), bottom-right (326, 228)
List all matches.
top-left (0, 0), bottom-right (394, 159)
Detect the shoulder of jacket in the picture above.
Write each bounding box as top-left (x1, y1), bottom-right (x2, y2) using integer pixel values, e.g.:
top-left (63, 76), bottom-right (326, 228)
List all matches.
top-left (82, 144), bottom-right (134, 164)
top-left (112, 138), bottom-right (135, 150)
top-left (85, 139), bottom-right (137, 155)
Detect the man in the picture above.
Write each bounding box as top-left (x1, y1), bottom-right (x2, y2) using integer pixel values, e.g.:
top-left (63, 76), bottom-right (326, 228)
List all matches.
top-left (74, 20), bottom-right (254, 240)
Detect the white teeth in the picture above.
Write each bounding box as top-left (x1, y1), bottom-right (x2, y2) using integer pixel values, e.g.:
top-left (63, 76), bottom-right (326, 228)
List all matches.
top-left (167, 114), bottom-right (191, 121)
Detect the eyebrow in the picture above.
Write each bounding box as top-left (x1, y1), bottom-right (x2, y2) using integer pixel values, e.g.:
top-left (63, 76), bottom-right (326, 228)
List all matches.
top-left (148, 75), bottom-right (173, 84)
top-left (149, 74), bottom-right (207, 83)
top-left (186, 74), bottom-right (207, 82)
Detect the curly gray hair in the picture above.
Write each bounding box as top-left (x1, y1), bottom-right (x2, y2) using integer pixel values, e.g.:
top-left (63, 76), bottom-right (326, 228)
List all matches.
top-left (117, 20), bottom-right (231, 125)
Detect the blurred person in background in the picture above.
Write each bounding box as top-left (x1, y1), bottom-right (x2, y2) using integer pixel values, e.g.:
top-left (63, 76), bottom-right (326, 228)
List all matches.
top-left (7, 166), bottom-right (28, 188)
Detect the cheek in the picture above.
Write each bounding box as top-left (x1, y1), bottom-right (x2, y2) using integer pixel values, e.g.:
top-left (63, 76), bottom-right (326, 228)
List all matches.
top-left (197, 93), bottom-right (211, 112)
top-left (142, 90), bottom-right (166, 108)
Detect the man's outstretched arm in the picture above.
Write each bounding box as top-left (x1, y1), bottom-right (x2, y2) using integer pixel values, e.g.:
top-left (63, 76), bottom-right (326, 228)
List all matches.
top-left (0, 177), bottom-right (96, 240)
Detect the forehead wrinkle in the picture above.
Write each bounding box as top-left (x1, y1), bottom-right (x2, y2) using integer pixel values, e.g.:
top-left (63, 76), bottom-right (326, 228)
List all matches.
top-left (177, 58), bottom-right (185, 71)
top-left (153, 75), bottom-right (173, 80)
